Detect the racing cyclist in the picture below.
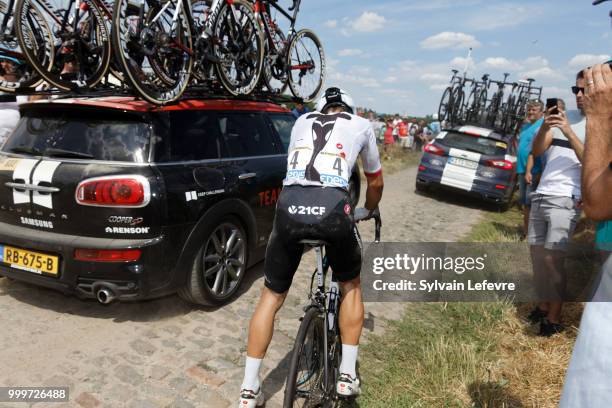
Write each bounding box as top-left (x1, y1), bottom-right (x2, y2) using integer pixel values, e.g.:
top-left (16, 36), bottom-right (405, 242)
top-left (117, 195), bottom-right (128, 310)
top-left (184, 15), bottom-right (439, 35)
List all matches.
top-left (238, 87), bottom-right (384, 407)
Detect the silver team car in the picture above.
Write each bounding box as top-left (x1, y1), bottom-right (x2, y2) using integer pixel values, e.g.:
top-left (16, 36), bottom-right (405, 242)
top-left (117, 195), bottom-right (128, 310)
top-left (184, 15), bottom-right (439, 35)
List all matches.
top-left (416, 125), bottom-right (518, 209)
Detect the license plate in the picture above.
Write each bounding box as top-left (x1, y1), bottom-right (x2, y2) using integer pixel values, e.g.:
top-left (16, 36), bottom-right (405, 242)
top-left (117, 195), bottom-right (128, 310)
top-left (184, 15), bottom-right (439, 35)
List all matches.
top-left (448, 157), bottom-right (478, 169)
top-left (0, 245), bottom-right (59, 276)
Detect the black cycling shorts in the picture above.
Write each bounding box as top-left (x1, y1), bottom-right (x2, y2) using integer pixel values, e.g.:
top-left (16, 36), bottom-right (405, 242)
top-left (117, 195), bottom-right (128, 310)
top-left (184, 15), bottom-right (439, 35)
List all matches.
top-left (264, 185), bottom-right (362, 294)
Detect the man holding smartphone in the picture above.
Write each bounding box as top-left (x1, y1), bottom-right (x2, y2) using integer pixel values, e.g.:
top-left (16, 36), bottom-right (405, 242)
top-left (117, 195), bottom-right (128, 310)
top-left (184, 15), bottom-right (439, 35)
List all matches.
top-left (527, 71), bottom-right (586, 336)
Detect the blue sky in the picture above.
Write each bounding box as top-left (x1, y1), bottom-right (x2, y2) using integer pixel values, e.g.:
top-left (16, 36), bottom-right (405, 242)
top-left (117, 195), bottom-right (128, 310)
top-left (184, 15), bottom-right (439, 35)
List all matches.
top-left (276, 0), bottom-right (611, 116)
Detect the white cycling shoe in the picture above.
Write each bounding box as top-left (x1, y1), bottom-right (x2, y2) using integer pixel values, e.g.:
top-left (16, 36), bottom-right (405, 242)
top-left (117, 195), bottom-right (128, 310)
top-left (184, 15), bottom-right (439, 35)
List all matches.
top-left (336, 373), bottom-right (361, 397)
top-left (238, 387), bottom-right (264, 407)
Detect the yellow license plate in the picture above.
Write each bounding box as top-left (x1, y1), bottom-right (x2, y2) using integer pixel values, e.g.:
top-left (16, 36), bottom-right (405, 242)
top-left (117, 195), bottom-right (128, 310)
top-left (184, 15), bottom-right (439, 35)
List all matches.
top-left (1, 245), bottom-right (59, 276)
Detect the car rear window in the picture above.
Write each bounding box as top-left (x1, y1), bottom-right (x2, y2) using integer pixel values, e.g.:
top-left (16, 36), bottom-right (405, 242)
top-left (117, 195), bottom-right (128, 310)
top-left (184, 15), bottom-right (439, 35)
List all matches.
top-left (2, 107), bottom-right (151, 163)
top-left (437, 131), bottom-right (508, 156)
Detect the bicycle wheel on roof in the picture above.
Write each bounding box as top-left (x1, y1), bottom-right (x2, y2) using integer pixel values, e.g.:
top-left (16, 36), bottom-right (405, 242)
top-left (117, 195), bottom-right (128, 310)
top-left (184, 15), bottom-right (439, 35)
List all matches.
top-left (0, 0), bottom-right (46, 92)
top-left (15, 0), bottom-right (111, 91)
top-left (287, 28), bottom-right (324, 102)
top-left (112, 0), bottom-right (193, 104)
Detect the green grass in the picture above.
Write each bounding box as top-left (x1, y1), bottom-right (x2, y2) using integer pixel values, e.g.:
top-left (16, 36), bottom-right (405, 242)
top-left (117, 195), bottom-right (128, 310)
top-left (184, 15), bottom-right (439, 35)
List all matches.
top-left (378, 144), bottom-right (423, 175)
top-left (460, 205), bottom-right (523, 243)
top-left (359, 206), bottom-right (524, 407)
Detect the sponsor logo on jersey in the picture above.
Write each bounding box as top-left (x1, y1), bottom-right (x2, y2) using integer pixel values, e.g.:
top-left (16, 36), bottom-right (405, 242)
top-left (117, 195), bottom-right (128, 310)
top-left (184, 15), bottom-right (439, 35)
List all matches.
top-left (336, 143), bottom-right (343, 149)
top-left (287, 206), bottom-right (326, 216)
top-left (344, 204), bottom-right (351, 215)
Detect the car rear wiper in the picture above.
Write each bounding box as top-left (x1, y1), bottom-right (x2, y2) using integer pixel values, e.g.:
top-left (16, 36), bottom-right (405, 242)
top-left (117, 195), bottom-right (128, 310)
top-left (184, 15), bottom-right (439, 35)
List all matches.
top-left (9, 145), bottom-right (42, 155)
top-left (43, 148), bottom-right (94, 159)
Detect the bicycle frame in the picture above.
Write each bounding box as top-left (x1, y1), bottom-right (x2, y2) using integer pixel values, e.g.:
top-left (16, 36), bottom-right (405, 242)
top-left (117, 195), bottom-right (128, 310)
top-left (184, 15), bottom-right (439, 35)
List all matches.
top-left (254, 0), bottom-right (300, 50)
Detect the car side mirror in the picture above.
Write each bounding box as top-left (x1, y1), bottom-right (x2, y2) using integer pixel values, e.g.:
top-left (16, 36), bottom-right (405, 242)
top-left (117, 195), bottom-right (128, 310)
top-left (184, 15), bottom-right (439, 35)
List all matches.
top-left (0, 94), bottom-right (17, 103)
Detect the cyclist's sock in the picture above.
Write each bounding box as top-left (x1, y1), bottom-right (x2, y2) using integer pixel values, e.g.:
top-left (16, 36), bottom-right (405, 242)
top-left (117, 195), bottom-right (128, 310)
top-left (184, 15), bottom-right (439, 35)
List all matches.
top-left (241, 356), bottom-right (262, 391)
top-left (339, 344), bottom-right (358, 378)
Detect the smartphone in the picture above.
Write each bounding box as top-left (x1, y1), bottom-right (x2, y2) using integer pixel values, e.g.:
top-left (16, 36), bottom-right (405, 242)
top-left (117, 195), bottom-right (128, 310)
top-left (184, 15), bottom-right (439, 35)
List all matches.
top-left (546, 98), bottom-right (559, 115)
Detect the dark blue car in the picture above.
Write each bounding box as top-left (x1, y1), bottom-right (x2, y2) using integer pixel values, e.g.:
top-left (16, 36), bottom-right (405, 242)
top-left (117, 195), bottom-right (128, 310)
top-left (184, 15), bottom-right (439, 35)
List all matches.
top-left (416, 125), bottom-right (517, 208)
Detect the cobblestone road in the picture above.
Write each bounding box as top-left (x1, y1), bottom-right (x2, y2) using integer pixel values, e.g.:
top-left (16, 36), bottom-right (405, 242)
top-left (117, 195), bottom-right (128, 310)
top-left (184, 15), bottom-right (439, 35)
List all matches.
top-left (0, 166), bottom-right (485, 408)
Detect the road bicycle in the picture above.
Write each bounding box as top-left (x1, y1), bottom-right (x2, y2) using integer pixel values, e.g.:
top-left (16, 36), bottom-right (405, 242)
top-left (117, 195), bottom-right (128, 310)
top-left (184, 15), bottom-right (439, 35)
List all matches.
top-left (253, 0), bottom-right (325, 102)
top-left (486, 72), bottom-right (510, 128)
top-left (0, 0), bottom-right (51, 92)
top-left (464, 73), bottom-right (489, 123)
top-left (13, 0), bottom-right (117, 91)
top-left (283, 209), bottom-right (381, 408)
top-left (438, 69), bottom-right (470, 125)
top-left (112, 0), bottom-right (264, 104)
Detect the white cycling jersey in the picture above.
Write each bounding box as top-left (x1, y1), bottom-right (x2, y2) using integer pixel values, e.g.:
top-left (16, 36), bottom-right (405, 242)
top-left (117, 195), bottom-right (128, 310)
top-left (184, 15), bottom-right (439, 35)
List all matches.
top-left (283, 112), bottom-right (382, 190)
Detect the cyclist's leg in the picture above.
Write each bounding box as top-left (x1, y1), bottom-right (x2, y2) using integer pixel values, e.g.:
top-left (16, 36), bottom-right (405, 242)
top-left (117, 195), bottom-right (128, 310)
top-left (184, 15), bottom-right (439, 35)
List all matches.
top-left (327, 222), bottom-right (363, 393)
top-left (241, 191), bottom-right (305, 398)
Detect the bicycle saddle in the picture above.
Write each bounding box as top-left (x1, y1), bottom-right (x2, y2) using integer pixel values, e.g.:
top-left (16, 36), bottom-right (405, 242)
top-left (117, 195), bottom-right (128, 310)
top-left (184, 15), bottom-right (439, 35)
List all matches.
top-left (299, 239), bottom-right (329, 247)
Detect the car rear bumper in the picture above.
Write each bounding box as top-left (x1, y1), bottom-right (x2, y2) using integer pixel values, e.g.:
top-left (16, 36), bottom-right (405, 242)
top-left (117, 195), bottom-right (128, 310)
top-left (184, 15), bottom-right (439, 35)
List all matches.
top-left (0, 221), bottom-right (170, 302)
top-left (417, 158), bottom-right (514, 203)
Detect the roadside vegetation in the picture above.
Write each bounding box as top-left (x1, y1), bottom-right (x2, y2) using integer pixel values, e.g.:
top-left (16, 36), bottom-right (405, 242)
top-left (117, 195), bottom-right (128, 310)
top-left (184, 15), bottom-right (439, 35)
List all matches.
top-left (360, 201), bottom-right (597, 407)
top-left (377, 144), bottom-right (423, 175)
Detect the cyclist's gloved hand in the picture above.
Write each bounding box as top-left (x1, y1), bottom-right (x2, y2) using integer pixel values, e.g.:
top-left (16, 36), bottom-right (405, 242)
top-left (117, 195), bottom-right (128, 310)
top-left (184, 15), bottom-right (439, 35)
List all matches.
top-left (354, 207), bottom-right (377, 222)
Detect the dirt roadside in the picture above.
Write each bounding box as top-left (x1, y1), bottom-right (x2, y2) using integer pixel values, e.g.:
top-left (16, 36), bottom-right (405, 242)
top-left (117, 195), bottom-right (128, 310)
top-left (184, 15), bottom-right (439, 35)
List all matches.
top-left (0, 164), bottom-right (484, 408)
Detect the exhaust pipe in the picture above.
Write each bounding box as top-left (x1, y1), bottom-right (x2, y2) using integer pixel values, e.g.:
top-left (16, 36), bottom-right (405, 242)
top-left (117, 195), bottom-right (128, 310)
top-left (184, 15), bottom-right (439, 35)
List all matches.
top-left (96, 287), bottom-right (116, 304)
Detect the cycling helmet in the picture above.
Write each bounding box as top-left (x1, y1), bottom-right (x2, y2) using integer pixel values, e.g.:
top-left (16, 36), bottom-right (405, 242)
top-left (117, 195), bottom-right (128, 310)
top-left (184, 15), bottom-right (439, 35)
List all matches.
top-left (315, 87), bottom-right (355, 114)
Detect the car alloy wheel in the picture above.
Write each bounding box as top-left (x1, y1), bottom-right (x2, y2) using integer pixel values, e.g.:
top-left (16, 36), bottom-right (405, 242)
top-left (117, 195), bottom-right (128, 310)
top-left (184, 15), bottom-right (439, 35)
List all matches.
top-left (201, 221), bottom-right (246, 298)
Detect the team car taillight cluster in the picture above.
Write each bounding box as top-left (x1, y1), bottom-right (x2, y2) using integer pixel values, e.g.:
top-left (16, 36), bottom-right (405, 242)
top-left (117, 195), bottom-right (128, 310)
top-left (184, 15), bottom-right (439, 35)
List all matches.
top-left (75, 176), bottom-right (150, 207)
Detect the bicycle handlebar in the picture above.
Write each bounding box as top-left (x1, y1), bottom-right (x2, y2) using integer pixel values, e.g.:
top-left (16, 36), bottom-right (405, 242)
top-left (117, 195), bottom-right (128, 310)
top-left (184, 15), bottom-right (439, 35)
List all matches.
top-left (288, 0), bottom-right (299, 11)
top-left (354, 208), bottom-right (382, 243)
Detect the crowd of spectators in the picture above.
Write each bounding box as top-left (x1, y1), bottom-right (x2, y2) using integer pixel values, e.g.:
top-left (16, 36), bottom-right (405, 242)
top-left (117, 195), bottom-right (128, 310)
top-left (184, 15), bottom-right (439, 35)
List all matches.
top-left (361, 110), bottom-right (442, 160)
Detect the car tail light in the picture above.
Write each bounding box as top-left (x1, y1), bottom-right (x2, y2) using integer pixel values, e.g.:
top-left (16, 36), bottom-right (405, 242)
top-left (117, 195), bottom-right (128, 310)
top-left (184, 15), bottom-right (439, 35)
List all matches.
top-left (418, 165), bottom-right (426, 171)
top-left (486, 159), bottom-right (514, 170)
top-left (495, 184), bottom-right (507, 190)
top-left (75, 249), bottom-right (142, 262)
top-left (76, 176), bottom-right (150, 207)
top-left (424, 143), bottom-right (445, 156)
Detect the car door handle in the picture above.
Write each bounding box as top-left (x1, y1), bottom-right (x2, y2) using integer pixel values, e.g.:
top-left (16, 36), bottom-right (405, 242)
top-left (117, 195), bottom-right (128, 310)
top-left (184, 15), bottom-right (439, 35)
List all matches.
top-left (239, 173), bottom-right (257, 180)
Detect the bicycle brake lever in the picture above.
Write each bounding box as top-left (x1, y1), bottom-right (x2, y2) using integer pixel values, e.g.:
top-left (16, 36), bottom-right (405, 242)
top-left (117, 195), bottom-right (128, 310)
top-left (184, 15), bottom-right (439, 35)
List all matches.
top-left (288, 0), bottom-right (299, 11)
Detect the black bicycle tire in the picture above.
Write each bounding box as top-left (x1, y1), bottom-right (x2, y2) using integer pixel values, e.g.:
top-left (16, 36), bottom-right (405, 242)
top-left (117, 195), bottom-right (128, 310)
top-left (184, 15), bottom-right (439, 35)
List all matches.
top-left (111, 0), bottom-right (193, 104)
top-left (287, 28), bottom-right (325, 102)
top-left (15, 0), bottom-right (111, 91)
top-left (283, 306), bottom-right (326, 408)
top-left (2, 0), bottom-right (50, 92)
top-left (213, 0), bottom-right (263, 96)
top-left (438, 87), bottom-right (451, 122)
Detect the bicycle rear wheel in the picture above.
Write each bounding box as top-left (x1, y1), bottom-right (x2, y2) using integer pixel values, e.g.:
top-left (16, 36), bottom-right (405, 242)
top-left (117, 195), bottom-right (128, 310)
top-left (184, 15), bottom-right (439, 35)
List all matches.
top-left (15, 0), bottom-right (111, 91)
top-left (112, 0), bottom-right (193, 104)
top-left (0, 0), bottom-right (46, 92)
top-left (287, 29), bottom-right (324, 102)
top-left (284, 306), bottom-right (327, 408)
top-left (437, 87), bottom-right (451, 122)
top-left (213, 0), bottom-right (263, 96)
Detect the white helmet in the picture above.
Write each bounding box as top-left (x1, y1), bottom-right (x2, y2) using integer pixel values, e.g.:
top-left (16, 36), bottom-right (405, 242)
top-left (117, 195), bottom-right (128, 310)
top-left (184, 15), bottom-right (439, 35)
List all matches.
top-left (432, 113), bottom-right (439, 120)
top-left (315, 87), bottom-right (355, 114)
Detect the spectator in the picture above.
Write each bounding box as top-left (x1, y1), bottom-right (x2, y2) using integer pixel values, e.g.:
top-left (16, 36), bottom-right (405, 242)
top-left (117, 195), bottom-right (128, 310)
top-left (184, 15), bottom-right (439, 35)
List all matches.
top-left (517, 100), bottom-right (545, 237)
top-left (527, 70), bottom-right (586, 337)
top-left (398, 118), bottom-right (409, 150)
top-left (409, 119), bottom-right (419, 151)
top-left (392, 114), bottom-right (401, 143)
top-left (415, 120), bottom-right (428, 151)
top-left (560, 63), bottom-right (612, 407)
top-left (383, 118), bottom-right (394, 160)
top-left (429, 114), bottom-right (441, 136)
top-left (292, 101), bottom-right (310, 118)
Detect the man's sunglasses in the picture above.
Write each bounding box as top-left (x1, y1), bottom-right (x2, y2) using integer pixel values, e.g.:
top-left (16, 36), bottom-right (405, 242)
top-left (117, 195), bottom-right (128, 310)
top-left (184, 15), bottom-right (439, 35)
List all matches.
top-left (571, 86), bottom-right (584, 95)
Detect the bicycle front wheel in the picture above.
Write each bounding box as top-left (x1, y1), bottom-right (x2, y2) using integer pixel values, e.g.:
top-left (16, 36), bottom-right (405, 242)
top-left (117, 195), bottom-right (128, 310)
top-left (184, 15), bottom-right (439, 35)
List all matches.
top-left (284, 306), bottom-right (327, 408)
top-left (213, 0), bottom-right (263, 96)
top-left (287, 29), bottom-right (325, 102)
top-left (112, 0), bottom-right (193, 104)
